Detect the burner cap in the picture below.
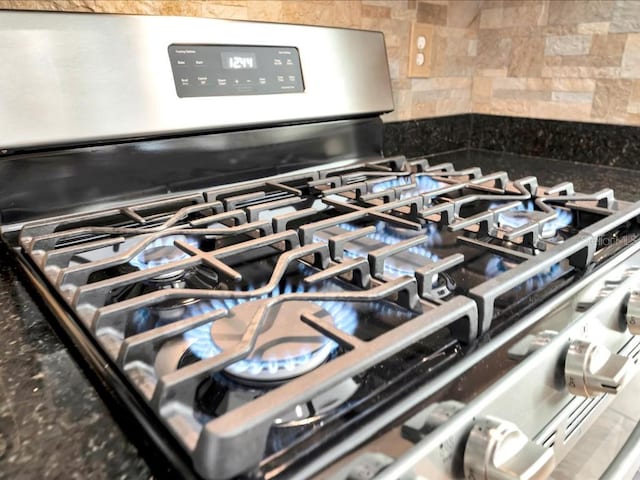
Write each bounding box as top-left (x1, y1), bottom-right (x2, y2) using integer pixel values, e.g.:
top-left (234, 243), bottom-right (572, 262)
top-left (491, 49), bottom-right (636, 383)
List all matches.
top-left (130, 235), bottom-right (198, 280)
top-left (213, 300), bottom-right (336, 384)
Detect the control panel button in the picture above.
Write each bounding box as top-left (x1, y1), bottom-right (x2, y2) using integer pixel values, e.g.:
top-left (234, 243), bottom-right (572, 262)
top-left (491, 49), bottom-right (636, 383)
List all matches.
top-left (625, 290), bottom-right (640, 335)
top-left (463, 416), bottom-right (556, 480)
top-left (564, 339), bottom-right (635, 397)
top-left (169, 44), bottom-right (303, 97)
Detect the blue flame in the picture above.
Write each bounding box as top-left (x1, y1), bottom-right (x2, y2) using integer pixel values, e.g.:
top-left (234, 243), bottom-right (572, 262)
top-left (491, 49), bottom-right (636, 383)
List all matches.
top-left (180, 273), bottom-right (358, 377)
top-left (130, 235), bottom-right (199, 270)
top-left (331, 222), bottom-right (441, 277)
top-left (371, 175), bottom-right (443, 197)
top-left (485, 256), bottom-right (562, 291)
top-left (372, 177), bottom-right (412, 193)
top-left (491, 201), bottom-right (573, 237)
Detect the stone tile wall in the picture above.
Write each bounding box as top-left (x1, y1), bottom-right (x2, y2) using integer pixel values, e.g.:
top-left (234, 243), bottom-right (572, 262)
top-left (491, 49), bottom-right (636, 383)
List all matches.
top-left (473, 0), bottom-right (640, 125)
top-left (0, 0), bottom-right (477, 122)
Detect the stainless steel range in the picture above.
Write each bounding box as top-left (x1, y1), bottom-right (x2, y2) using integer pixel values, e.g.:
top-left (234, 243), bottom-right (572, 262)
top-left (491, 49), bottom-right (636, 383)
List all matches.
top-left (2, 10), bottom-right (640, 480)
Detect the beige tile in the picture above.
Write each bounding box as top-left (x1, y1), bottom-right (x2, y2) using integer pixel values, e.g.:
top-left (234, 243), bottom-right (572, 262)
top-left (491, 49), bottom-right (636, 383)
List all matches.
top-left (280, 0), bottom-right (335, 26)
top-left (551, 90), bottom-right (594, 104)
top-left (477, 67), bottom-right (508, 77)
top-left (361, 3), bottom-right (390, 19)
top-left (541, 65), bottom-right (622, 78)
top-left (202, 2), bottom-right (247, 19)
top-left (577, 21), bottom-right (610, 34)
top-left (160, 1), bottom-right (203, 17)
top-left (246, 1), bottom-right (282, 22)
top-left (468, 38), bottom-right (477, 56)
top-left (551, 78), bottom-right (596, 91)
top-left (93, 0), bottom-right (158, 14)
top-left (479, 7), bottom-right (502, 29)
top-left (622, 33), bottom-right (640, 78)
top-left (509, 35), bottom-right (545, 77)
top-left (501, 3), bottom-right (549, 28)
top-left (592, 78), bottom-right (633, 119)
top-left (446, 0), bottom-right (480, 28)
top-left (416, 1), bottom-right (447, 25)
top-left (493, 89), bottom-right (551, 101)
top-left (476, 31), bottom-right (512, 68)
top-left (530, 99), bottom-right (592, 120)
top-left (590, 33), bottom-right (627, 57)
top-left (544, 35), bottom-right (592, 56)
top-left (611, 0), bottom-right (640, 33)
top-left (472, 76), bottom-right (493, 99)
top-left (548, 0), bottom-right (615, 25)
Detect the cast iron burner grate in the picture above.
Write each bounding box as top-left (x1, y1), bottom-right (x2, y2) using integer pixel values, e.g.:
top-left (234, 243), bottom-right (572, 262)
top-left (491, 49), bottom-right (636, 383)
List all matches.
top-left (16, 154), bottom-right (640, 479)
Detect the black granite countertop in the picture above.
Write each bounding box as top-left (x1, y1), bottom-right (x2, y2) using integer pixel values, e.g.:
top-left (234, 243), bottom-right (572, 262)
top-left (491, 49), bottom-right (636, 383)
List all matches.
top-left (1, 149), bottom-right (639, 479)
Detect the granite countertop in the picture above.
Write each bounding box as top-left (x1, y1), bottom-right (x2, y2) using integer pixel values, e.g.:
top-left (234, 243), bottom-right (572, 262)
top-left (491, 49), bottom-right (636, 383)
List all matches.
top-left (1, 149), bottom-right (640, 479)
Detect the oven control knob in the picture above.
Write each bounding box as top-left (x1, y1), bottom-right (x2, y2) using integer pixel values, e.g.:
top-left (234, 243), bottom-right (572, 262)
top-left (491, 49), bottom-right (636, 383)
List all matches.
top-left (463, 416), bottom-right (555, 480)
top-left (564, 339), bottom-right (635, 397)
top-left (625, 290), bottom-right (640, 335)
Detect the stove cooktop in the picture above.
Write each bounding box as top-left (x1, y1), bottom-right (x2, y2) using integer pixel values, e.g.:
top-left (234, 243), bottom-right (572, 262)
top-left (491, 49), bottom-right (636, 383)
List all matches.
top-left (11, 155), bottom-right (640, 479)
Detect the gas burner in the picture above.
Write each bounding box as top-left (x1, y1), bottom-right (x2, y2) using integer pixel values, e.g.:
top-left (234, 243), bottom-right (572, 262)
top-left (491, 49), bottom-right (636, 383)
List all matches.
top-left (495, 202), bottom-right (573, 239)
top-left (130, 234), bottom-right (199, 280)
top-left (192, 370), bottom-right (359, 435)
top-left (154, 282), bottom-right (358, 385)
top-left (485, 256), bottom-right (562, 291)
top-left (213, 300), bottom-right (339, 383)
top-left (338, 222), bottom-right (441, 266)
top-left (371, 175), bottom-right (443, 197)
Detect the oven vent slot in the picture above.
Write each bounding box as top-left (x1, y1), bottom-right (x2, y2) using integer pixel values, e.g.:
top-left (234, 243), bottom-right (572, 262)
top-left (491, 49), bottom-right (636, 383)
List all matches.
top-left (563, 395), bottom-right (605, 443)
top-left (542, 430), bottom-right (557, 448)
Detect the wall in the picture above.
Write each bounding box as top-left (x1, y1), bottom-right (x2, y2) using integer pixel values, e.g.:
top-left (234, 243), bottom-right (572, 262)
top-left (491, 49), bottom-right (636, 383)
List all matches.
top-left (473, 0), bottom-right (640, 125)
top-left (0, 0), bottom-right (478, 122)
top-left (4, 0), bottom-right (640, 126)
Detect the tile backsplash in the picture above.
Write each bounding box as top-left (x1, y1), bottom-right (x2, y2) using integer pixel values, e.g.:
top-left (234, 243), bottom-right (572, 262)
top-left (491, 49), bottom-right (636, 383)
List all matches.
top-left (473, 0), bottom-right (640, 126)
top-left (3, 0), bottom-right (640, 126)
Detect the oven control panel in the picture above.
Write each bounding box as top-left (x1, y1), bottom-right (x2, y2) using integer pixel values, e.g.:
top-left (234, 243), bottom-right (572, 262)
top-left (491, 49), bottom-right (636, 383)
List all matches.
top-left (168, 44), bottom-right (304, 97)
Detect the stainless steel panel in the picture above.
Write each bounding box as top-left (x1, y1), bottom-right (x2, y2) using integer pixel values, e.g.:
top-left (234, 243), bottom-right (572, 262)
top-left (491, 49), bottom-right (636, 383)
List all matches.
top-left (0, 11), bottom-right (393, 150)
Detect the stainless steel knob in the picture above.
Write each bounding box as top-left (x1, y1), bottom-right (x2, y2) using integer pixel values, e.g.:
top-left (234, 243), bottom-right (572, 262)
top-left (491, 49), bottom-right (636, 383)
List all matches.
top-left (564, 339), bottom-right (635, 397)
top-left (626, 290), bottom-right (640, 335)
top-left (463, 416), bottom-right (555, 480)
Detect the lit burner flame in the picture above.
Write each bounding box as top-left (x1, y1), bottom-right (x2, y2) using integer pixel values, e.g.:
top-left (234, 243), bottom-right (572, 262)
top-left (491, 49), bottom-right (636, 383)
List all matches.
top-left (492, 201), bottom-right (573, 238)
top-left (485, 256), bottom-right (562, 290)
top-left (335, 222), bottom-right (441, 276)
top-left (130, 235), bottom-right (199, 270)
top-left (182, 273), bottom-right (358, 378)
top-left (371, 175), bottom-right (443, 197)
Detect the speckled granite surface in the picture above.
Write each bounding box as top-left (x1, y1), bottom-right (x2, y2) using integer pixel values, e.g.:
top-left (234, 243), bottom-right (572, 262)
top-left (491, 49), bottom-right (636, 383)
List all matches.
top-left (0, 246), bottom-right (151, 480)
top-left (469, 115), bottom-right (640, 170)
top-left (1, 149), bottom-right (639, 479)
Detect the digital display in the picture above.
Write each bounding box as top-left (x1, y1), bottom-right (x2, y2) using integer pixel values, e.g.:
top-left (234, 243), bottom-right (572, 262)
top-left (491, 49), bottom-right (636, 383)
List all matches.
top-left (221, 52), bottom-right (257, 70)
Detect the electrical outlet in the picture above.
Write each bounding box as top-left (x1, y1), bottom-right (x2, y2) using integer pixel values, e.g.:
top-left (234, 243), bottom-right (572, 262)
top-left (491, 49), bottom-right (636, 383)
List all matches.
top-left (408, 22), bottom-right (434, 78)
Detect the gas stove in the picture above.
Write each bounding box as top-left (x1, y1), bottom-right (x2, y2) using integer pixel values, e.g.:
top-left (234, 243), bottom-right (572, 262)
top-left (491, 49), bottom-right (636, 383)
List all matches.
top-left (3, 10), bottom-right (640, 480)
